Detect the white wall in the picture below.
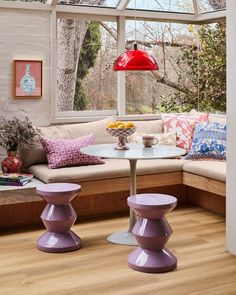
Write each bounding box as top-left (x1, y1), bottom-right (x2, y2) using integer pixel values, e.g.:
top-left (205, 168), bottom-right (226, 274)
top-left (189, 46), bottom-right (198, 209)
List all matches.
top-left (0, 8), bottom-right (51, 125)
top-left (0, 8), bottom-right (51, 160)
top-left (226, 0), bottom-right (236, 254)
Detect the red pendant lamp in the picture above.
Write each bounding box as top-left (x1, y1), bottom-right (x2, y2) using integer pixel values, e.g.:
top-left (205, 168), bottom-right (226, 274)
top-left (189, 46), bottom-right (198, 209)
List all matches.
top-left (113, 43), bottom-right (159, 71)
top-left (113, 0), bottom-right (158, 71)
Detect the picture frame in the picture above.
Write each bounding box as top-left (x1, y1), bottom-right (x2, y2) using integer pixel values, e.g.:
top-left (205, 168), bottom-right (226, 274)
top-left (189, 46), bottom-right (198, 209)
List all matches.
top-left (13, 60), bottom-right (42, 98)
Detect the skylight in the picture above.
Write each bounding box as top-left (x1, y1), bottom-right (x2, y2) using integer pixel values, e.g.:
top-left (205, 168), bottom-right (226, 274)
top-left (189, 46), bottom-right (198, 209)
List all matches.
top-left (199, 0), bottom-right (226, 12)
top-left (127, 0), bottom-right (194, 14)
top-left (56, 0), bottom-right (226, 17)
top-left (57, 0), bottom-right (120, 7)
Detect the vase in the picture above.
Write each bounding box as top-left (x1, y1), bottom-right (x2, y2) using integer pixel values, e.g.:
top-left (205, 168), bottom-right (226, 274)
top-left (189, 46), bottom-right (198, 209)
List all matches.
top-left (20, 64), bottom-right (36, 94)
top-left (1, 151), bottom-right (23, 173)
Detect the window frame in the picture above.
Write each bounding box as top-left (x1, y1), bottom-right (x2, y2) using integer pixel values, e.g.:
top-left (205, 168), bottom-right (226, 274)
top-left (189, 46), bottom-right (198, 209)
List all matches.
top-left (49, 2), bottom-right (226, 123)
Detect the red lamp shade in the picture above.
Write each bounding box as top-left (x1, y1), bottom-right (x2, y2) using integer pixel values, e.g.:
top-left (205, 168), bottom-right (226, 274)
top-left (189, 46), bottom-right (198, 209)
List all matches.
top-left (113, 44), bottom-right (159, 71)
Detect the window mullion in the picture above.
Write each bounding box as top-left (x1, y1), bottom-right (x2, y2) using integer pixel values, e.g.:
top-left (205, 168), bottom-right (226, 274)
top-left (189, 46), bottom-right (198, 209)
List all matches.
top-left (117, 16), bottom-right (126, 115)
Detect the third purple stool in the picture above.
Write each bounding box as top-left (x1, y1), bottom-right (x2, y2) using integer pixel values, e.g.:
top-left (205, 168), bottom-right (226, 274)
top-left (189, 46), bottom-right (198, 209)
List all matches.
top-left (127, 193), bottom-right (177, 273)
top-left (36, 183), bottom-right (81, 253)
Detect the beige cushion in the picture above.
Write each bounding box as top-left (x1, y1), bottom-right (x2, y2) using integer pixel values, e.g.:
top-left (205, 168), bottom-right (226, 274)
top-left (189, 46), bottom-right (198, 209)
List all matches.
top-left (20, 118), bottom-right (164, 168)
top-left (208, 114), bottom-right (226, 124)
top-left (183, 161), bottom-right (226, 182)
top-left (20, 117), bottom-right (116, 168)
top-left (133, 120), bottom-right (163, 134)
top-left (20, 140), bottom-right (48, 169)
top-left (39, 117), bottom-right (116, 144)
top-left (29, 158), bottom-right (187, 183)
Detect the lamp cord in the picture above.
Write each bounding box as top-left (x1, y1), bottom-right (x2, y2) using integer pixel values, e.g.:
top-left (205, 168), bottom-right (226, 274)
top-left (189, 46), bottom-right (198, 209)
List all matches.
top-left (134, 0), bottom-right (137, 45)
top-left (197, 25), bottom-right (200, 111)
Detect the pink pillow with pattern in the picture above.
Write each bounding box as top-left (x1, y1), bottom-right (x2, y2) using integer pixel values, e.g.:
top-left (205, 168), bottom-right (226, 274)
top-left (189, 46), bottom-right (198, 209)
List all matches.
top-left (40, 133), bottom-right (104, 169)
top-left (162, 113), bottom-right (208, 151)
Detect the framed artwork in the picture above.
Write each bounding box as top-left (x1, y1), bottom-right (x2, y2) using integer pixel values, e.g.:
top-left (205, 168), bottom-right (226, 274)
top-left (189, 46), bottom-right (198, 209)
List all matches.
top-left (13, 60), bottom-right (42, 98)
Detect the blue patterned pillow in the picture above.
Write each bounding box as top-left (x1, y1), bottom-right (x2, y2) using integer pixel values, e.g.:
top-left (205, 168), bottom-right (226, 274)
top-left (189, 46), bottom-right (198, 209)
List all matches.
top-left (186, 122), bottom-right (226, 160)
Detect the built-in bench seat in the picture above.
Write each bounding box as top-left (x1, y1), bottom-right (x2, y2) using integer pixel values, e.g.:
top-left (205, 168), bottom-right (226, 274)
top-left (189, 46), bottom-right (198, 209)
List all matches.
top-left (29, 158), bottom-right (187, 183)
top-left (0, 115), bottom-right (226, 229)
top-left (183, 161), bottom-right (226, 183)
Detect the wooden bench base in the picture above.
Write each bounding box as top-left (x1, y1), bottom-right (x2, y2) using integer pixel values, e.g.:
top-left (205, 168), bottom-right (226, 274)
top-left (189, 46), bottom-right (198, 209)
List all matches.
top-left (0, 172), bottom-right (225, 229)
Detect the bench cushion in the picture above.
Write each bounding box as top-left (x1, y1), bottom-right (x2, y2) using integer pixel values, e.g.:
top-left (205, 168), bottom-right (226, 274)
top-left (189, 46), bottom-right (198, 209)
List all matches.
top-left (29, 158), bottom-right (187, 183)
top-left (20, 118), bottom-right (163, 169)
top-left (183, 161), bottom-right (226, 182)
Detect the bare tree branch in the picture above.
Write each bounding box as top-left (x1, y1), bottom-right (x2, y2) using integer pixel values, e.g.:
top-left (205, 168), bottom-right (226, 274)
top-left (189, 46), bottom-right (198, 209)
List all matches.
top-left (100, 21), bottom-right (196, 96)
top-left (126, 40), bottom-right (197, 50)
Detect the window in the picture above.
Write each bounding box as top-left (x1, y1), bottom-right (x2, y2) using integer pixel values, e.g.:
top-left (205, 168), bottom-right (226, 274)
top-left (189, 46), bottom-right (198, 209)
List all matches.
top-left (199, 0), bottom-right (226, 12)
top-left (124, 19), bottom-right (226, 114)
top-left (54, 2), bottom-right (226, 122)
top-left (57, 0), bottom-right (120, 7)
top-left (56, 19), bottom-right (117, 117)
top-left (125, 20), bottom-right (197, 114)
top-left (127, 0), bottom-right (194, 13)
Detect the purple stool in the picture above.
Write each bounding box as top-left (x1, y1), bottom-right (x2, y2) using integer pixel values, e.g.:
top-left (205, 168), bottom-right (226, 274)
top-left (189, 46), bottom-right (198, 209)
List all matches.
top-left (127, 194), bottom-right (177, 273)
top-left (36, 183), bottom-right (81, 253)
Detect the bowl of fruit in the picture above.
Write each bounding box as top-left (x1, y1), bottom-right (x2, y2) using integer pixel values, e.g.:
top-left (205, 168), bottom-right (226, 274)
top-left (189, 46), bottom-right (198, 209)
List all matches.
top-left (106, 121), bottom-right (136, 150)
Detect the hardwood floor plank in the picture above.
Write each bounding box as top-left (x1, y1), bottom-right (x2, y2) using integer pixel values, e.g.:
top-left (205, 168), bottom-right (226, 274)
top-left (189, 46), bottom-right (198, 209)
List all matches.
top-left (0, 206), bottom-right (235, 295)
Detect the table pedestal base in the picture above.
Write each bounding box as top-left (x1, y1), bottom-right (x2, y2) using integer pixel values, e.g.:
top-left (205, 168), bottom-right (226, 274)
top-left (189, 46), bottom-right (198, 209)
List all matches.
top-left (128, 247), bottom-right (177, 273)
top-left (107, 231), bottom-right (138, 246)
top-left (37, 231), bottom-right (81, 253)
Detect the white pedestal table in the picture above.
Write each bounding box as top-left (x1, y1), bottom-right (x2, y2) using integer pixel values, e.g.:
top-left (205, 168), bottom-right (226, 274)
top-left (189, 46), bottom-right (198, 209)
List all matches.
top-left (80, 143), bottom-right (185, 246)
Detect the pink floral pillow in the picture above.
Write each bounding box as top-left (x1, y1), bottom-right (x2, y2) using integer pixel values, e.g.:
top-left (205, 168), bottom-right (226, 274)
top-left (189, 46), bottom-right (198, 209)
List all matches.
top-left (162, 113), bottom-right (208, 151)
top-left (40, 133), bottom-right (104, 169)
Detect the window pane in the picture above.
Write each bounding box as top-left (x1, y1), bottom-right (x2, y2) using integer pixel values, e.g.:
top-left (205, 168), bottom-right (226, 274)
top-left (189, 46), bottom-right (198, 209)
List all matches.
top-left (79, 22), bottom-right (117, 111)
top-left (1, 0), bottom-right (47, 2)
top-left (125, 20), bottom-right (226, 114)
top-left (57, 0), bottom-right (119, 7)
top-left (125, 21), bottom-right (197, 114)
top-left (192, 21), bottom-right (226, 112)
top-left (57, 20), bottom-right (117, 113)
top-left (199, 0), bottom-right (226, 12)
top-left (127, 0), bottom-right (194, 13)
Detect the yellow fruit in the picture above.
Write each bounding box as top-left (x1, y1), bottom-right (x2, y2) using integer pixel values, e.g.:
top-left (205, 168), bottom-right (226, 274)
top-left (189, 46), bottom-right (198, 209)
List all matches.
top-left (117, 123), bottom-right (125, 129)
top-left (125, 122), bottom-right (135, 128)
top-left (115, 121), bottom-right (123, 127)
top-left (107, 122), bottom-right (116, 128)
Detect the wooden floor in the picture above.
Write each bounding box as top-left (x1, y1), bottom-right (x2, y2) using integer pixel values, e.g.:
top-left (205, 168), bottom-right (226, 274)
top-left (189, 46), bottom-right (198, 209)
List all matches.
top-left (0, 206), bottom-right (235, 295)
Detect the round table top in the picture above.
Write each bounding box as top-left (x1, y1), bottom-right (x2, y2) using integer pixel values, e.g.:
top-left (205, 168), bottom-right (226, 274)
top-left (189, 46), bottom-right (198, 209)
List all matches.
top-left (80, 143), bottom-right (185, 160)
top-left (37, 183), bottom-right (81, 194)
top-left (128, 194), bottom-right (177, 209)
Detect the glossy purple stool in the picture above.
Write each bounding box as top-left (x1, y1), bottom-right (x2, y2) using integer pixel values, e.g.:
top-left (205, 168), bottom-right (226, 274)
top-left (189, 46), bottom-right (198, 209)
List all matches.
top-left (127, 194), bottom-right (177, 273)
top-left (36, 183), bottom-right (81, 253)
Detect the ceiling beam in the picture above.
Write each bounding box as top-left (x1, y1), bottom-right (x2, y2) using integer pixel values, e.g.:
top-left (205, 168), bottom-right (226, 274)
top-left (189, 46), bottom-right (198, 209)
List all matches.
top-left (117, 0), bottom-right (130, 10)
top-left (0, 1), bottom-right (226, 24)
top-left (196, 10), bottom-right (226, 23)
top-left (56, 5), bottom-right (198, 24)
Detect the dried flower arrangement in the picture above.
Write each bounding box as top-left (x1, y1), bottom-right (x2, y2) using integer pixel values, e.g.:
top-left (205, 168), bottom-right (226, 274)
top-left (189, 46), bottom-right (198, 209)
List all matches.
top-left (0, 116), bottom-right (37, 152)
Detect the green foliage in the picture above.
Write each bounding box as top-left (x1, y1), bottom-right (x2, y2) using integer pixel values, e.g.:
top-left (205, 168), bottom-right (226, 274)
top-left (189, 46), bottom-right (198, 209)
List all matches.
top-left (183, 21), bottom-right (226, 112)
top-left (74, 22), bottom-right (101, 111)
top-left (161, 21), bottom-right (226, 113)
top-left (158, 94), bottom-right (192, 113)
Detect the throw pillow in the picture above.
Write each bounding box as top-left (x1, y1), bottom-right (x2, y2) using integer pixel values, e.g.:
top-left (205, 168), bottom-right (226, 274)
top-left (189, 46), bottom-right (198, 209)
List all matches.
top-left (186, 122), bottom-right (226, 160)
top-left (127, 132), bottom-right (176, 146)
top-left (40, 133), bottom-right (104, 169)
top-left (162, 113), bottom-right (208, 151)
